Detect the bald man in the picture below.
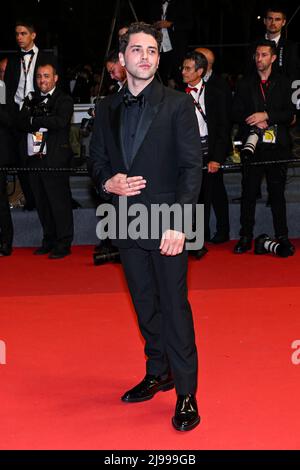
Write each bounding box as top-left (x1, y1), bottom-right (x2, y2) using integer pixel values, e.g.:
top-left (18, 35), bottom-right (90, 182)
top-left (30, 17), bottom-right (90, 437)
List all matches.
top-left (194, 47), bottom-right (231, 244)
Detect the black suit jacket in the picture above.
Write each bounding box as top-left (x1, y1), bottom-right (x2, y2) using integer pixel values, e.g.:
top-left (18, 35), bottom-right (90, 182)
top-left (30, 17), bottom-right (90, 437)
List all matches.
top-left (203, 76), bottom-right (231, 163)
top-left (17, 88), bottom-right (74, 167)
top-left (0, 104), bottom-right (15, 166)
top-left (88, 79), bottom-right (202, 249)
top-left (232, 71), bottom-right (294, 151)
top-left (4, 50), bottom-right (55, 106)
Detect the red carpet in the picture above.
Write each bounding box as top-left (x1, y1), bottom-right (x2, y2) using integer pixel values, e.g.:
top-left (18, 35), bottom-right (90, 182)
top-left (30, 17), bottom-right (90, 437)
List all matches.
top-left (0, 242), bottom-right (300, 450)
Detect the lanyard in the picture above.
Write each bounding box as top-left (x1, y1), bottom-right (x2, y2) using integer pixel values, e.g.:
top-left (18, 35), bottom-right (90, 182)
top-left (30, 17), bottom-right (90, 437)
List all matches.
top-left (192, 82), bottom-right (206, 122)
top-left (259, 80), bottom-right (269, 103)
top-left (21, 53), bottom-right (35, 98)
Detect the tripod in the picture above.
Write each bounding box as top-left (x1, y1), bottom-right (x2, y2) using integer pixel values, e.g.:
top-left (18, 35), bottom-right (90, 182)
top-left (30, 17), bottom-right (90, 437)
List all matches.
top-left (97, 0), bottom-right (139, 98)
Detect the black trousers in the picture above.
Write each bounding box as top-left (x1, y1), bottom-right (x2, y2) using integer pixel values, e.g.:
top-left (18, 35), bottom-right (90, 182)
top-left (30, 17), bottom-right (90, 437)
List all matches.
top-left (200, 168), bottom-right (230, 240)
top-left (0, 173), bottom-right (13, 246)
top-left (28, 158), bottom-right (74, 249)
top-left (240, 148), bottom-right (288, 239)
top-left (119, 246), bottom-right (198, 395)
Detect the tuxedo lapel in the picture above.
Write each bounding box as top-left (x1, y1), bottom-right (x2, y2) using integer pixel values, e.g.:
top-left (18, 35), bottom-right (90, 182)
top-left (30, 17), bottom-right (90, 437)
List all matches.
top-left (109, 92), bottom-right (127, 168)
top-left (130, 79), bottom-right (164, 167)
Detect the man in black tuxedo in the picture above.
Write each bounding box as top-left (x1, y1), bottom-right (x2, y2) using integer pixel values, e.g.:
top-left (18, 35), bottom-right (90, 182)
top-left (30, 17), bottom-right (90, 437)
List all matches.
top-left (233, 40), bottom-right (295, 255)
top-left (182, 51), bottom-right (229, 258)
top-left (17, 63), bottom-right (74, 259)
top-left (0, 104), bottom-right (15, 256)
top-left (4, 20), bottom-right (55, 210)
top-left (88, 22), bottom-right (202, 431)
top-left (144, 0), bottom-right (194, 88)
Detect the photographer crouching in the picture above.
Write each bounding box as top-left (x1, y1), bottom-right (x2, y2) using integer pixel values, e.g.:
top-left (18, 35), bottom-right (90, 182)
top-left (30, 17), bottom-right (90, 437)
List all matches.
top-left (232, 40), bottom-right (295, 255)
top-left (16, 62), bottom-right (74, 259)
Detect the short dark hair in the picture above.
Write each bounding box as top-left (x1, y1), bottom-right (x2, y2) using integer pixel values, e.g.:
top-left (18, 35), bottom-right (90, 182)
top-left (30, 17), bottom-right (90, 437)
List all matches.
top-left (15, 20), bottom-right (36, 33)
top-left (105, 50), bottom-right (120, 65)
top-left (37, 62), bottom-right (58, 75)
top-left (119, 22), bottom-right (162, 55)
top-left (183, 51), bottom-right (208, 77)
top-left (255, 39), bottom-right (277, 56)
top-left (265, 6), bottom-right (287, 20)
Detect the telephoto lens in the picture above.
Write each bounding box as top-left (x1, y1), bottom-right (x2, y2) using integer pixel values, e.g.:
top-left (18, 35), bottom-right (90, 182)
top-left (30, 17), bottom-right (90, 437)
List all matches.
top-left (241, 127), bottom-right (260, 161)
top-left (254, 234), bottom-right (293, 257)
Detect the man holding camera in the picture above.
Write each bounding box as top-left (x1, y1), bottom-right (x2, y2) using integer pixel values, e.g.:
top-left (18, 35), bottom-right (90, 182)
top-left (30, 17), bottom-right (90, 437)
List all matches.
top-left (233, 40), bottom-right (295, 255)
top-left (17, 63), bottom-right (74, 259)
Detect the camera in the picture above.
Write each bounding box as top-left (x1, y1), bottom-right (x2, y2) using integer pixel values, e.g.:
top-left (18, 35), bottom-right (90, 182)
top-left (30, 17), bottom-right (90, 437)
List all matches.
top-left (93, 243), bottom-right (120, 266)
top-left (241, 127), bottom-right (262, 160)
top-left (23, 93), bottom-right (51, 118)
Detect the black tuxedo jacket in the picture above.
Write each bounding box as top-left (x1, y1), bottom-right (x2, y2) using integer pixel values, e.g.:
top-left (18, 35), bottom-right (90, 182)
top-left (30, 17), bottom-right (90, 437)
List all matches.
top-left (232, 72), bottom-right (294, 151)
top-left (88, 79), bottom-right (202, 249)
top-left (4, 50), bottom-right (55, 106)
top-left (203, 77), bottom-right (231, 163)
top-left (17, 88), bottom-right (73, 167)
top-left (0, 104), bottom-right (15, 166)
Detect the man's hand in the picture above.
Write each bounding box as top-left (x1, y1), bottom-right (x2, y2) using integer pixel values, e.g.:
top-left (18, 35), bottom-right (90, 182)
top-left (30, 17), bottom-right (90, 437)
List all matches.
top-left (246, 112), bottom-right (268, 126)
top-left (105, 173), bottom-right (146, 196)
top-left (207, 161), bottom-right (220, 173)
top-left (160, 230), bottom-right (185, 256)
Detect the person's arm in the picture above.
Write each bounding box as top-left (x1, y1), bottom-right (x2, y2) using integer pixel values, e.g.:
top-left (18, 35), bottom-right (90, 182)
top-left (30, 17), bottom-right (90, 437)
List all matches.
top-left (31, 95), bottom-right (73, 131)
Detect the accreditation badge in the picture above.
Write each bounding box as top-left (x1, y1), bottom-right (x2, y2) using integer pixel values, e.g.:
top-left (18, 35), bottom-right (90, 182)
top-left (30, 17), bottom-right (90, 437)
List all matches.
top-left (262, 125), bottom-right (277, 144)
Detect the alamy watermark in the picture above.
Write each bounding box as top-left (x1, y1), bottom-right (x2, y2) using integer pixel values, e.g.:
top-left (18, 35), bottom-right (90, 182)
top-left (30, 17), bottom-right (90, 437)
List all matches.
top-left (96, 198), bottom-right (204, 250)
top-left (292, 80), bottom-right (300, 109)
top-left (0, 340), bottom-right (6, 365)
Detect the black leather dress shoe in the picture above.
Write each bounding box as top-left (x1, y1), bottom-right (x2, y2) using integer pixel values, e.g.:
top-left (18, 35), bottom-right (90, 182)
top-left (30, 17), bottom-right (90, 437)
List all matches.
top-left (34, 246), bottom-right (52, 255)
top-left (192, 246), bottom-right (208, 260)
top-left (121, 374), bottom-right (174, 403)
top-left (210, 232), bottom-right (230, 244)
top-left (49, 247), bottom-right (71, 259)
top-left (0, 243), bottom-right (12, 257)
top-left (277, 237), bottom-right (295, 256)
top-left (234, 237), bottom-right (252, 254)
top-left (172, 394), bottom-right (200, 432)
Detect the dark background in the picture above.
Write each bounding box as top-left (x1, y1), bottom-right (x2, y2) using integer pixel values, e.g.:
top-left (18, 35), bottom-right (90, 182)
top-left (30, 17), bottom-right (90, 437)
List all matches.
top-left (0, 0), bottom-right (299, 75)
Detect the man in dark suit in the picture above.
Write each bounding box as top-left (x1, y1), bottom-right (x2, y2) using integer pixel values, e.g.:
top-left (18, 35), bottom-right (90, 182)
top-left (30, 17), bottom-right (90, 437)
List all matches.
top-left (17, 63), bottom-right (74, 259)
top-left (233, 40), bottom-right (295, 255)
top-left (88, 22), bottom-right (202, 431)
top-left (145, 0), bottom-right (194, 88)
top-left (182, 51), bottom-right (229, 258)
top-left (0, 104), bottom-right (15, 256)
top-left (4, 20), bottom-right (55, 210)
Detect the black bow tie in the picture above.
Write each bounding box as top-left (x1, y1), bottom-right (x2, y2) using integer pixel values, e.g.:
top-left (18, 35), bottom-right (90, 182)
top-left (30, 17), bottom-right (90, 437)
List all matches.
top-left (123, 92), bottom-right (145, 107)
top-left (20, 50), bottom-right (35, 58)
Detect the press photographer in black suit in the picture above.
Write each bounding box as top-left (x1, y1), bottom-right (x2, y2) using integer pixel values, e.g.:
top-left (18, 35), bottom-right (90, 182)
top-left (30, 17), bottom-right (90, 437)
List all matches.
top-left (88, 22), bottom-right (202, 431)
top-left (17, 63), bottom-right (74, 259)
top-left (233, 40), bottom-right (295, 255)
top-left (4, 20), bottom-right (55, 210)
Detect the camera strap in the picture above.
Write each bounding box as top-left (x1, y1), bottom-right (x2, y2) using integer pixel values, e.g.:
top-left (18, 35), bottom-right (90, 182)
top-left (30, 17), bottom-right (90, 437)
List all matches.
top-left (21, 53), bottom-right (35, 99)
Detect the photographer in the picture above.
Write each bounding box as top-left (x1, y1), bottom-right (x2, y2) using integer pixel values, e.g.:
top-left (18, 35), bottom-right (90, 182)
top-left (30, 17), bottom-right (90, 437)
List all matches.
top-left (232, 40), bottom-right (295, 255)
top-left (17, 62), bottom-right (74, 259)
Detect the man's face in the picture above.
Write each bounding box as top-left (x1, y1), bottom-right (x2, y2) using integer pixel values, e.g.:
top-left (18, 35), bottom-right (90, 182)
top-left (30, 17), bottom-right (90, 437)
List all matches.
top-left (181, 59), bottom-right (202, 86)
top-left (119, 32), bottom-right (160, 82)
top-left (255, 46), bottom-right (276, 73)
top-left (15, 26), bottom-right (36, 51)
top-left (264, 11), bottom-right (286, 35)
top-left (106, 61), bottom-right (126, 82)
top-left (36, 65), bottom-right (58, 94)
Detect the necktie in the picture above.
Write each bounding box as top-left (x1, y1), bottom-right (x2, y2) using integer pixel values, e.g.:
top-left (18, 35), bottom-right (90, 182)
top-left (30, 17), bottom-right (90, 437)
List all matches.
top-left (40, 93), bottom-right (51, 101)
top-left (185, 86), bottom-right (198, 94)
top-left (20, 50), bottom-right (35, 58)
top-left (123, 92), bottom-right (145, 107)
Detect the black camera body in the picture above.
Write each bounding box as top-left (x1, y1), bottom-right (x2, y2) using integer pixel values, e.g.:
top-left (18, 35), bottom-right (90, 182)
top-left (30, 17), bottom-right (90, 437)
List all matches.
top-left (23, 93), bottom-right (52, 118)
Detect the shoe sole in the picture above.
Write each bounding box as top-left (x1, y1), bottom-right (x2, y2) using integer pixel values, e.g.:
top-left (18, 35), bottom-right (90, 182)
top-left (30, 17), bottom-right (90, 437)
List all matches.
top-left (172, 415), bottom-right (201, 432)
top-left (121, 382), bottom-right (175, 403)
